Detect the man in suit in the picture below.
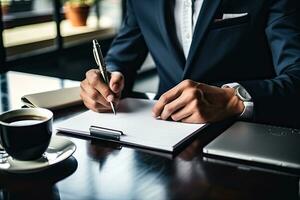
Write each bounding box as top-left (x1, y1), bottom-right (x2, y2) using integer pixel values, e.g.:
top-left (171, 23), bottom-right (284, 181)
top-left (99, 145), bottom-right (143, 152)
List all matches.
top-left (80, 0), bottom-right (300, 127)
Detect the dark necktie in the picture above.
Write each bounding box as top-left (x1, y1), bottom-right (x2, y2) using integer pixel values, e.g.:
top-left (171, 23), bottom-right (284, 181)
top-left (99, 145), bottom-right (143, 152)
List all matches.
top-left (191, 0), bottom-right (196, 26)
top-left (192, 0), bottom-right (196, 14)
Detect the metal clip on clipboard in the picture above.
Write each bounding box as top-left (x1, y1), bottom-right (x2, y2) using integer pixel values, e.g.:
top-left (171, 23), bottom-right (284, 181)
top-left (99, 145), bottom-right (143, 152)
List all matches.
top-left (89, 126), bottom-right (123, 140)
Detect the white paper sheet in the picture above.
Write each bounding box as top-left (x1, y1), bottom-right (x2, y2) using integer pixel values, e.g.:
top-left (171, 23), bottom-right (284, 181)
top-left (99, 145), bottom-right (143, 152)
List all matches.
top-left (55, 98), bottom-right (206, 152)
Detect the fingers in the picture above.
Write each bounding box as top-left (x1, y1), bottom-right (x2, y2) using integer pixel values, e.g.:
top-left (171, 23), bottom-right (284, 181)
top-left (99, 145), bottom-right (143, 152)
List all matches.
top-left (85, 69), bottom-right (115, 102)
top-left (169, 100), bottom-right (200, 122)
top-left (178, 100), bottom-right (206, 123)
top-left (181, 113), bottom-right (206, 124)
top-left (152, 85), bottom-right (183, 117)
top-left (80, 80), bottom-right (111, 108)
top-left (152, 79), bottom-right (210, 123)
top-left (159, 93), bottom-right (191, 120)
top-left (80, 89), bottom-right (111, 113)
top-left (80, 69), bottom-right (124, 112)
top-left (109, 72), bottom-right (124, 94)
top-left (170, 106), bottom-right (193, 122)
top-left (152, 80), bottom-right (238, 124)
top-left (152, 80), bottom-right (199, 118)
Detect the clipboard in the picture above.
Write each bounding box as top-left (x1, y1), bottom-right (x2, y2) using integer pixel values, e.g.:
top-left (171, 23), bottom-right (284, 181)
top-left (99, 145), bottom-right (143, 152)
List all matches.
top-left (89, 126), bottom-right (123, 140)
top-left (55, 98), bottom-right (207, 153)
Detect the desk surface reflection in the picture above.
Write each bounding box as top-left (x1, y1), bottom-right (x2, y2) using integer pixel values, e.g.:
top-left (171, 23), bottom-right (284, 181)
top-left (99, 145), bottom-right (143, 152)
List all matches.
top-left (0, 71), bottom-right (299, 200)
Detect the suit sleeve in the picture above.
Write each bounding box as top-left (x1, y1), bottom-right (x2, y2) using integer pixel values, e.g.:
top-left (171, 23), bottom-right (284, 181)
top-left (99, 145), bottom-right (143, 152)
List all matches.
top-left (105, 0), bottom-right (148, 92)
top-left (239, 0), bottom-right (300, 127)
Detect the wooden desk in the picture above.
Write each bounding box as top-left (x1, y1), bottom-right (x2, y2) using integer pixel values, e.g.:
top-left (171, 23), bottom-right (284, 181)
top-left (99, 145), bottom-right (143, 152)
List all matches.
top-left (0, 72), bottom-right (299, 200)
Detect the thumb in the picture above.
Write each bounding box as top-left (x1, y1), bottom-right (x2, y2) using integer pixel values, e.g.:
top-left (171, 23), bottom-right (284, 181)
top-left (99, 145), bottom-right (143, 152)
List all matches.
top-left (109, 71), bottom-right (124, 93)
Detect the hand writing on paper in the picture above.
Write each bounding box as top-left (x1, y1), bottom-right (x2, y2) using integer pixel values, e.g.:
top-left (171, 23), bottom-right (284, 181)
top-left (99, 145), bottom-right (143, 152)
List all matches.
top-left (80, 69), bottom-right (124, 112)
top-left (152, 80), bottom-right (244, 123)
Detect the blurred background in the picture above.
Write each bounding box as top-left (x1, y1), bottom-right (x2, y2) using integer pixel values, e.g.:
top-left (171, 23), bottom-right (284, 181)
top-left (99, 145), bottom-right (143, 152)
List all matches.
top-left (0, 0), bottom-right (158, 111)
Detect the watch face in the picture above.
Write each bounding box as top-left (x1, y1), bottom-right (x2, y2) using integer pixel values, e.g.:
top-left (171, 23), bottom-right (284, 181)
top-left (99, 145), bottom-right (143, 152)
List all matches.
top-left (237, 86), bottom-right (252, 101)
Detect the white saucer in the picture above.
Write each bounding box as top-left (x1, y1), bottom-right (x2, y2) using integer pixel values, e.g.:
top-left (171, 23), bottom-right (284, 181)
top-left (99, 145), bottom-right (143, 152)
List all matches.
top-left (0, 136), bottom-right (76, 173)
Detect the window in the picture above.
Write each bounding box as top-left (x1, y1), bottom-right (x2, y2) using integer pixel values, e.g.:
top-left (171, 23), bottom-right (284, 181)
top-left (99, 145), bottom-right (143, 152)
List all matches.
top-left (1, 0), bottom-right (123, 60)
top-left (2, 0), bottom-right (57, 58)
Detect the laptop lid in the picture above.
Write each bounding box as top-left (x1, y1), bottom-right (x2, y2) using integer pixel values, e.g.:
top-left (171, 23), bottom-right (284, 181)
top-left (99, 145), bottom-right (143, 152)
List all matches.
top-left (203, 121), bottom-right (300, 169)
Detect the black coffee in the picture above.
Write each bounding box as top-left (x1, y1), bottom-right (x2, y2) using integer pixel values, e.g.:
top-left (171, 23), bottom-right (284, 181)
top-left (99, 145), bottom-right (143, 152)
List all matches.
top-left (4, 115), bottom-right (47, 126)
top-left (0, 108), bottom-right (53, 161)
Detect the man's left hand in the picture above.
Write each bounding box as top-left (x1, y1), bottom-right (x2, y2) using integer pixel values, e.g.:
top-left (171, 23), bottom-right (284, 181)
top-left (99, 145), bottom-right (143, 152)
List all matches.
top-left (152, 80), bottom-right (244, 124)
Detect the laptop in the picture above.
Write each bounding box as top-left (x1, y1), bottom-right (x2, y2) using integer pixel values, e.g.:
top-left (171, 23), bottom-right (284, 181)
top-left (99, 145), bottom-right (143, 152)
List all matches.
top-left (203, 121), bottom-right (300, 170)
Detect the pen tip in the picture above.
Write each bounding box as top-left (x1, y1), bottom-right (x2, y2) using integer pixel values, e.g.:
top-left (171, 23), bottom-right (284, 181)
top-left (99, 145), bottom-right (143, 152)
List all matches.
top-left (110, 102), bottom-right (116, 115)
top-left (112, 107), bottom-right (116, 115)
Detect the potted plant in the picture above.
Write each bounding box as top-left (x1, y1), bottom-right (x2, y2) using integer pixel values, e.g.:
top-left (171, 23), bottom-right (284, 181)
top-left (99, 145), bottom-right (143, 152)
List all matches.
top-left (1, 0), bottom-right (11, 15)
top-left (63, 0), bottom-right (95, 27)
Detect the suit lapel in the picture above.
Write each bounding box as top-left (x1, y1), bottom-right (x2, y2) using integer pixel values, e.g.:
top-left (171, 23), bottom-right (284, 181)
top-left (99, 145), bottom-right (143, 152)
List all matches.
top-left (157, 0), bottom-right (185, 71)
top-left (183, 0), bottom-right (222, 78)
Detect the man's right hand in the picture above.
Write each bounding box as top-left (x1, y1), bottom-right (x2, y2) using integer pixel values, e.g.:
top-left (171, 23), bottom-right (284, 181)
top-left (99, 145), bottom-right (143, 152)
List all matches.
top-left (80, 69), bottom-right (124, 112)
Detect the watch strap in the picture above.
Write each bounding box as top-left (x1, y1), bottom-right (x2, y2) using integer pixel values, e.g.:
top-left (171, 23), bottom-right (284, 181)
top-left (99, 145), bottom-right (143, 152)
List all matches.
top-left (222, 82), bottom-right (254, 119)
top-left (240, 101), bottom-right (254, 119)
top-left (221, 82), bottom-right (240, 89)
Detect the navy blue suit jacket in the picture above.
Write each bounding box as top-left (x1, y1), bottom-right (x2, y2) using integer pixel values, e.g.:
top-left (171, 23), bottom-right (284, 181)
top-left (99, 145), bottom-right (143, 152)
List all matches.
top-left (106, 0), bottom-right (300, 127)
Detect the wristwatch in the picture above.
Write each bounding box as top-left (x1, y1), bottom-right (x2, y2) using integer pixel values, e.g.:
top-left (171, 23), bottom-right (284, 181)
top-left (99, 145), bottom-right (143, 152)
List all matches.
top-left (222, 83), bottom-right (254, 119)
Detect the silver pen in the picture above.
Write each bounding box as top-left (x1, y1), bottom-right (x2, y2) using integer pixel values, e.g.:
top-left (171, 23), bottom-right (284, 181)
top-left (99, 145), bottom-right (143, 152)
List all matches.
top-left (92, 39), bottom-right (116, 115)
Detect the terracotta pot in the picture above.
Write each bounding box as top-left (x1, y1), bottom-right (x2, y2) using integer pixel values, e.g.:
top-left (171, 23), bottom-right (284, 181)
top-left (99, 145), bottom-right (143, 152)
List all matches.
top-left (65, 4), bottom-right (90, 27)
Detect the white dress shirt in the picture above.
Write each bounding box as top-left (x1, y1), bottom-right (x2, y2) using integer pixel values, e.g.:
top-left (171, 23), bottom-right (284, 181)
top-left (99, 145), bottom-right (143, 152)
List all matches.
top-left (174, 0), bottom-right (204, 58)
top-left (174, 0), bottom-right (253, 119)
